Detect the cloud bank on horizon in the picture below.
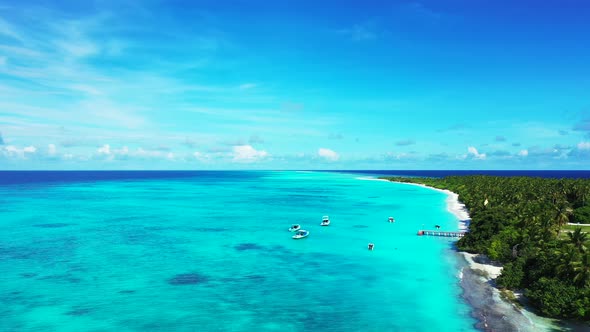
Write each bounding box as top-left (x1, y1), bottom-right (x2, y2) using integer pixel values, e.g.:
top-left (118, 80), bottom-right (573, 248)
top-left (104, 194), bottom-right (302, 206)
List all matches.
top-left (1, 0), bottom-right (590, 170)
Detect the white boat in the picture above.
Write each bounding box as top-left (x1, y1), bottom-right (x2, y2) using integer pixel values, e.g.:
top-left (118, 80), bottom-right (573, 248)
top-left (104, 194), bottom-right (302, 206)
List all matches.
top-left (292, 229), bottom-right (309, 239)
top-left (321, 216), bottom-right (330, 226)
top-left (388, 217), bottom-right (395, 223)
top-left (289, 224), bottom-right (301, 232)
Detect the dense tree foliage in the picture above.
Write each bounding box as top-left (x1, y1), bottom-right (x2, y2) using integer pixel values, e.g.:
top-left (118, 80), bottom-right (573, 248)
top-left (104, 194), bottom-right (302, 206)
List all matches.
top-left (382, 176), bottom-right (590, 321)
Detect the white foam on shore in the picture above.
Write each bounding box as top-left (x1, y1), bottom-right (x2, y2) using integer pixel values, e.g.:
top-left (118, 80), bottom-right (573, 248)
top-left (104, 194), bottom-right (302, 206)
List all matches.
top-left (384, 181), bottom-right (471, 230)
top-left (356, 177), bottom-right (471, 229)
top-left (388, 181), bottom-right (497, 275)
top-left (460, 252), bottom-right (503, 279)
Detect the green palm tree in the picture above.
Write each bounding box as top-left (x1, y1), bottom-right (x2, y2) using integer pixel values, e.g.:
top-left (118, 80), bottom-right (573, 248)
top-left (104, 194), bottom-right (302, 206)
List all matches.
top-left (554, 203), bottom-right (573, 227)
top-left (555, 245), bottom-right (579, 278)
top-left (573, 252), bottom-right (590, 288)
top-left (568, 228), bottom-right (588, 252)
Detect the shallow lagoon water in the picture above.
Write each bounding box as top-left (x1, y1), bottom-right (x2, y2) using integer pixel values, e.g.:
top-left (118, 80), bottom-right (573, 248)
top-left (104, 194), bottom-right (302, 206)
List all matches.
top-left (0, 171), bottom-right (477, 331)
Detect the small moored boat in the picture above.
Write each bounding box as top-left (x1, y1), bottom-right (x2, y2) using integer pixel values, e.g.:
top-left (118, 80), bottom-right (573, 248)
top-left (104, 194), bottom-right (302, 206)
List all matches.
top-left (388, 217), bottom-right (395, 223)
top-left (292, 230), bottom-right (309, 239)
top-left (321, 216), bottom-right (330, 226)
top-left (368, 243), bottom-right (375, 250)
top-left (289, 224), bottom-right (301, 232)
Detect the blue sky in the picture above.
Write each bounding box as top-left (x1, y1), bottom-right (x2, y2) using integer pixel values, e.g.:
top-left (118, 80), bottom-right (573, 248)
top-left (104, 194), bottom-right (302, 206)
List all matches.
top-left (1, 0), bottom-right (590, 170)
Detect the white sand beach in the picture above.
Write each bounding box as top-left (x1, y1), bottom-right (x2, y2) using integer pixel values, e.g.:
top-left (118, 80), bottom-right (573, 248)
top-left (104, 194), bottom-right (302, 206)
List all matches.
top-left (387, 182), bottom-right (472, 229)
top-left (460, 252), bottom-right (503, 279)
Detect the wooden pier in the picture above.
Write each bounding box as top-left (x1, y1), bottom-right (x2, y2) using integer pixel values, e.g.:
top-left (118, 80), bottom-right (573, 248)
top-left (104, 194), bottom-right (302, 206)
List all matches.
top-left (417, 230), bottom-right (467, 238)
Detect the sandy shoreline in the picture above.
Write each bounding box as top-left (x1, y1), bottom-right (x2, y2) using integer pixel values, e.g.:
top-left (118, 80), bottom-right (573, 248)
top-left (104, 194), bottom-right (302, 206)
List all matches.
top-left (382, 179), bottom-right (566, 332)
top-left (387, 181), bottom-right (472, 229)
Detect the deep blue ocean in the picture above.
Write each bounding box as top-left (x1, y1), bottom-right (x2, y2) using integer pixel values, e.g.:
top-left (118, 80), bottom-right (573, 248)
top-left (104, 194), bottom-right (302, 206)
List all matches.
top-left (1, 170), bottom-right (588, 187)
top-left (0, 170), bottom-right (581, 331)
top-left (326, 170), bottom-right (590, 179)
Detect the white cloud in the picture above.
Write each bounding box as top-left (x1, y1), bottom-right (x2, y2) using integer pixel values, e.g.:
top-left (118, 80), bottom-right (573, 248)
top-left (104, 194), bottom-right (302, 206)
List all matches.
top-left (48, 144), bottom-right (57, 155)
top-left (0, 144), bottom-right (36, 158)
top-left (118, 146), bottom-right (129, 156)
top-left (232, 145), bottom-right (268, 162)
top-left (518, 149), bottom-right (529, 157)
top-left (467, 146), bottom-right (486, 160)
top-left (569, 142), bottom-right (590, 159)
top-left (383, 152), bottom-right (416, 161)
top-left (193, 151), bottom-right (210, 162)
top-left (90, 145), bottom-right (192, 163)
top-left (318, 148), bottom-right (340, 161)
top-left (3, 145), bottom-right (18, 154)
top-left (135, 148), bottom-right (162, 158)
top-left (97, 144), bottom-right (111, 155)
top-left (23, 146), bottom-right (36, 153)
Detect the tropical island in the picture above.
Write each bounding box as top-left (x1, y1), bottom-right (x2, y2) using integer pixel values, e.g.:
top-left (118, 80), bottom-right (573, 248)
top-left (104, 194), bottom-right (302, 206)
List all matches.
top-left (381, 176), bottom-right (590, 323)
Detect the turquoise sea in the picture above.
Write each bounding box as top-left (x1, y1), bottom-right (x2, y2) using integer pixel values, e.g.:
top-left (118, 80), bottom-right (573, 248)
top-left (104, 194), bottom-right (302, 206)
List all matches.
top-left (0, 171), bottom-right (477, 331)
